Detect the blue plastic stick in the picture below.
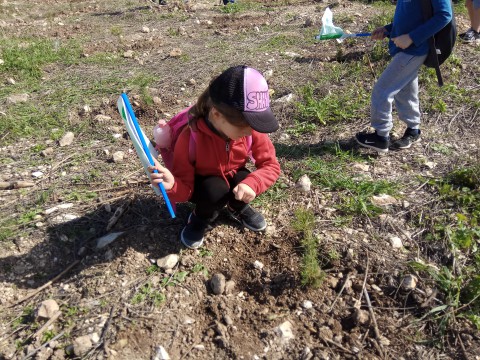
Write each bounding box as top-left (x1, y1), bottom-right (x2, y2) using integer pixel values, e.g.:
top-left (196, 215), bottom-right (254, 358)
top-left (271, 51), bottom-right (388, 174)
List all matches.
top-left (121, 93), bottom-right (176, 219)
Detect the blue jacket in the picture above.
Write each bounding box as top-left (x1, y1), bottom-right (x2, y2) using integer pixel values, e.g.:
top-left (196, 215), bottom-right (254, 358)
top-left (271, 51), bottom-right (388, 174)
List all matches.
top-left (385, 0), bottom-right (452, 57)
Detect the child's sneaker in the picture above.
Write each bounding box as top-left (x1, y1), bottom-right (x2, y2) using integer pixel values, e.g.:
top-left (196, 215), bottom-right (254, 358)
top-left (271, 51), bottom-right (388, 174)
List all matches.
top-left (180, 212), bottom-right (212, 249)
top-left (390, 128), bottom-right (421, 150)
top-left (228, 204), bottom-right (266, 232)
top-left (355, 131), bottom-right (389, 153)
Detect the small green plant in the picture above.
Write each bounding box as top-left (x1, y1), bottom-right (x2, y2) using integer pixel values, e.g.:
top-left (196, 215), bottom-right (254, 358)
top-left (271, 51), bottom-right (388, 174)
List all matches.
top-left (199, 248), bottom-right (213, 257)
top-left (191, 263), bottom-right (209, 277)
top-left (292, 208), bottom-right (324, 288)
top-left (131, 283), bottom-right (165, 307)
top-left (41, 330), bottom-right (56, 343)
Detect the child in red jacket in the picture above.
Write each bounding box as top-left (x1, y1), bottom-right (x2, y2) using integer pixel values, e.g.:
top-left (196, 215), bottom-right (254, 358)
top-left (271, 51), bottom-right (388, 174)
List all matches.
top-left (149, 65), bottom-right (281, 249)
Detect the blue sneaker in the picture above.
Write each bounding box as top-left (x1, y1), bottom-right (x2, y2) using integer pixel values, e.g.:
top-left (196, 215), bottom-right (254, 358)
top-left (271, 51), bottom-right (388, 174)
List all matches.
top-left (180, 212), bottom-right (211, 249)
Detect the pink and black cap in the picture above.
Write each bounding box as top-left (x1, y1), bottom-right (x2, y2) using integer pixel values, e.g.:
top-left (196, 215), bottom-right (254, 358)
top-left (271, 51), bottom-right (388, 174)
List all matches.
top-left (209, 65), bottom-right (279, 133)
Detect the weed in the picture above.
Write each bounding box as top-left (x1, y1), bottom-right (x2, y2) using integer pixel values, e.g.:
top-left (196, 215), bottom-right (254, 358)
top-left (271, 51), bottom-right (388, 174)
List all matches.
top-left (411, 165), bottom-right (480, 335)
top-left (0, 38), bottom-right (81, 80)
top-left (131, 283), bottom-right (165, 307)
top-left (41, 330), bottom-right (56, 343)
top-left (199, 248), bottom-right (213, 257)
top-left (192, 263), bottom-right (209, 277)
top-left (294, 154), bottom-right (398, 217)
top-left (146, 264), bottom-right (160, 275)
top-left (296, 83), bottom-right (369, 126)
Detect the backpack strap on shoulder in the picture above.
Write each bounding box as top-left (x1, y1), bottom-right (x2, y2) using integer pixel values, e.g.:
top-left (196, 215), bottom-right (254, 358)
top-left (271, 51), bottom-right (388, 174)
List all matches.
top-left (420, 0), bottom-right (444, 86)
top-left (188, 129), bottom-right (197, 165)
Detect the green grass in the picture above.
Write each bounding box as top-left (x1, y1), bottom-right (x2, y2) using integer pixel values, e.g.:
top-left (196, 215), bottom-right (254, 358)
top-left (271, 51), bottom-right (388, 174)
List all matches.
top-left (289, 145), bottom-right (399, 217)
top-left (411, 165), bottom-right (480, 333)
top-left (0, 38), bottom-right (81, 80)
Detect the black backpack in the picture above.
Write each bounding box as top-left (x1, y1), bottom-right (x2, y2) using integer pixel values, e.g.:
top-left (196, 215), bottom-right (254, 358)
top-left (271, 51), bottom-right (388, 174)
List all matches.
top-left (420, 0), bottom-right (457, 86)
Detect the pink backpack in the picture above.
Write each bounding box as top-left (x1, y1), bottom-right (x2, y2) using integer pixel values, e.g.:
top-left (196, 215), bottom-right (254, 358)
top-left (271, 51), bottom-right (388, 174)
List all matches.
top-left (154, 107), bottom-right (253, 171)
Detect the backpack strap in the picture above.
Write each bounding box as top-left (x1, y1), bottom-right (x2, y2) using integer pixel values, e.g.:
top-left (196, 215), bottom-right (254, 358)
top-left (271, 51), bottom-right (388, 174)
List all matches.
top-left (420, 0), bottom-right (444, 86)
top-left (188, 130), bottom-right (197, 165)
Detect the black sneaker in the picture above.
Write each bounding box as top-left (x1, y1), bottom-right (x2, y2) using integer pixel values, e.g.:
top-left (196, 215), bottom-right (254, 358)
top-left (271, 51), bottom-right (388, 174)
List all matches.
top-left (459, 28), bottom-right (474, 40)
top-left (461, 29), bottom-right (480, 43)
top-left (180, 212), bottom-right (211, 249)
top-left (355, 131), bottom-right (389, 153)
top-left (228, 204), bottom-right (267, 232)
top-left (390, 128), bottom-right (421, 150)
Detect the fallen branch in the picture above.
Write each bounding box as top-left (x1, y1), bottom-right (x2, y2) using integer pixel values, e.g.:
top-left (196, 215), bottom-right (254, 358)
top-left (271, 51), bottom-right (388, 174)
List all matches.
top-left (363, 287), bottom-right (386, 358)
top-left (329, 273), bottom-right (352, 312)
top-left (9, 260), bottom-right (81, 308)
top-left (31, 311), bottom-right (62, 342)
top-left (320, 337), bottom-right (355, 355)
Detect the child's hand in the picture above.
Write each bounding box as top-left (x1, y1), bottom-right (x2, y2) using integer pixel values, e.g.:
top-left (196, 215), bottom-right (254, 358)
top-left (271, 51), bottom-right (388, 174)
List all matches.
top-left (233, 183), bottom-right (256, 203)
top-left (371, 27), bottom-right (387, 40)
top-left (392, 34), bottom-right (413, 49)
top-left (148, 157), bottom-right (175, 191)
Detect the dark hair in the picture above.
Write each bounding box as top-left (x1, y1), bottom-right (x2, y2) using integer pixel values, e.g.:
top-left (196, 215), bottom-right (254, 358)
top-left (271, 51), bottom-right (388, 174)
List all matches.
top-left (188, 77), bottom-right (249, 129)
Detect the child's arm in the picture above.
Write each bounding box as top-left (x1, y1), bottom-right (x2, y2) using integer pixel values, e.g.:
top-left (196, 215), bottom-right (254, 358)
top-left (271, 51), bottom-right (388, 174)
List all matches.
top-left (148, 157), bottom-right (175, 191)
top-left (239, 132), bottom-right (281, 197)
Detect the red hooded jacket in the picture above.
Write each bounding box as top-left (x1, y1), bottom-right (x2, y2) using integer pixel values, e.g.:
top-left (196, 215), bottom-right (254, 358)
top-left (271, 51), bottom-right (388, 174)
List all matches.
top-left (166, 118), bottom-right (280, 203)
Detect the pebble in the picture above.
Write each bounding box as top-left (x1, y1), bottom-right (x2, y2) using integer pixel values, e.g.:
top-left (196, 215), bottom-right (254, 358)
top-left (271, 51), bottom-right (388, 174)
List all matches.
top-left (210, 273), bottom-right (226, 295)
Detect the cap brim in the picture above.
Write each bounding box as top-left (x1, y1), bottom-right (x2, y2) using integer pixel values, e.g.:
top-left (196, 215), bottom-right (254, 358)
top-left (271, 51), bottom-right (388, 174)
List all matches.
top-left (243, 108), bottom-right (279, 133)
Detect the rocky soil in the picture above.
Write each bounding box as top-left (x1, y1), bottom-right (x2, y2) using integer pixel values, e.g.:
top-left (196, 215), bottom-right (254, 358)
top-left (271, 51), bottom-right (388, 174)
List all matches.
top-left (1, 0), bottom-right (479, 359)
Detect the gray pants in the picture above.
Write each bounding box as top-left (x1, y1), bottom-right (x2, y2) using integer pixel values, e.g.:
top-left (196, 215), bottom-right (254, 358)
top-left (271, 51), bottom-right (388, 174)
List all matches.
top-left (371, 52), bottom-right (427, 137)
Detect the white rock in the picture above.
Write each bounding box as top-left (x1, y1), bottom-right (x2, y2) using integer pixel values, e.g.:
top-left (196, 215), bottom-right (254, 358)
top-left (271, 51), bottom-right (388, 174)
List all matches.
top-left (6, 93), bottom-right (29, 104)
top-left (90, 332), bottom-right (100, 343)
top-left (263, 69), bottom-right (273, 80)
top-left (371, 194), bottom-right (397, 206)
top-left (156, 254), bottom-right (179, 270)
top-left (253, 260), bottom-right (264, 270)
top-left (389, 236), bottom-right (403, 248)
top-left (32, 171), bottom-right (44, 178)
top-left (94, 114), bottom-right (111, 122)
top-left (275, 321), bottom-right (294, 342)
top-left (153, 346), bottom-right (170, 360)
top-left (59, 132), bottom-right (75, 147)
top-left (295, 174), bottom-right (311, 193)
top-left (7, 78), bottom-right (15, 85)
top-left (73, 335), bottom-right (92, 357)
top-left (112, 151), bottom-right (124, 163)
top-left (123, 50), bottom-right (134, 58)
top-left (301, 300), bottom-right (313, 309)
top-left (37, 299), bottom-right (60, 319)
top-left (142, 26), bottom-right (150, 33)
top-left (274, 93), bottom-right (296, 104)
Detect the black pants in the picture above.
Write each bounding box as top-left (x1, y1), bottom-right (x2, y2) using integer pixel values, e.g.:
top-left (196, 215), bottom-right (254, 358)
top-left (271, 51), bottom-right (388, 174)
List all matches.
top-left (190, 168), bottom-right (250, 221)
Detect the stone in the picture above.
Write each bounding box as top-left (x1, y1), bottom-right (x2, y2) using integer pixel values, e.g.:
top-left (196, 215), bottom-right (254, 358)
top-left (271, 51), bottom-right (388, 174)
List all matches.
top-left (73, 335), bottom-right (92, 357)
top-left (295, 174), bottom-right (311, 193)
top-left (156, 254), bottom-right (179, 270)
top-left (224, 280), bottom-right (235, 295)
top-left (6, 93), bottom-right (29, 104)
top-left (37, 299), bottom-right (60, 319)
top-left (112, 151), bottom-right (124, 163)
top-left (371, 194), bottom-right (397, 206)
top-left (389, 235), bottom-right (403, 248)
top-left (276, 321), bottom-right (294, 342)
top-left (210, 273), bottom-right (226, 295)
top-left (59, 132), bottom-right (75, 147)
top-left (401, 274), bottom-right (418, 291)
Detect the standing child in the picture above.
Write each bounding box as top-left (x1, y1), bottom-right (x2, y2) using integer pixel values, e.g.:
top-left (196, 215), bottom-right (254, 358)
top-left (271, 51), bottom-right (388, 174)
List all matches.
top-left (149, 65), bottom-right (281, 249)
top-left (355, 0), bottom-right (452, 153)
top-left (459, 0), bottom-right (480, 42)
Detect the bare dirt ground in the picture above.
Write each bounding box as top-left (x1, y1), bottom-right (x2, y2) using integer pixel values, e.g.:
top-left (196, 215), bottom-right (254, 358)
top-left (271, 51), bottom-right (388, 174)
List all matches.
top-left (0, 0), bottom-right (479, 359)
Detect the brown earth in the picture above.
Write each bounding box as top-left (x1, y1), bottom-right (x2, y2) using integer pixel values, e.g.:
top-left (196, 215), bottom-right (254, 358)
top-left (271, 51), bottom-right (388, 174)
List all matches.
top-left (0, 0), bottom-right (479, 359)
